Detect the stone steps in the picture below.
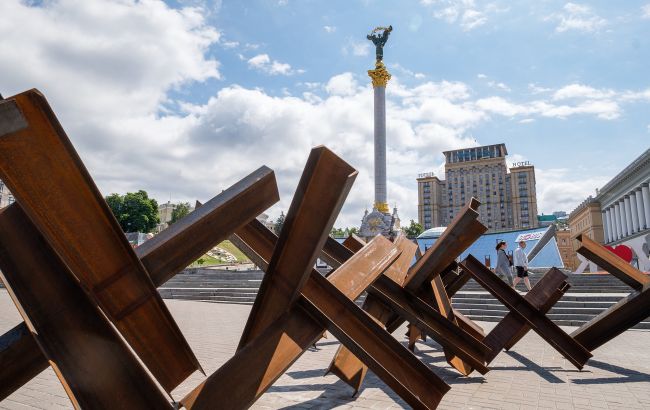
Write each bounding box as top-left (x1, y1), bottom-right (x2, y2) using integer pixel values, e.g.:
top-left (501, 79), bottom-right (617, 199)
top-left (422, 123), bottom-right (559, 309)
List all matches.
top-left (151, 269), bottom-right (650, 330)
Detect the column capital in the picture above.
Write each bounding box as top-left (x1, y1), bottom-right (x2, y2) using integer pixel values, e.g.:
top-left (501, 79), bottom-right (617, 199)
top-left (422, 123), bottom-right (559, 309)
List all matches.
top-left (368, 61), bottom-right (391, 87)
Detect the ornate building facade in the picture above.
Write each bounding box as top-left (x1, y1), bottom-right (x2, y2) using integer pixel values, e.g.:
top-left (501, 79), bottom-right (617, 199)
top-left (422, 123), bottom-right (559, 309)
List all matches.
top-left (568, 149), bottom-right (650, 273)
top-left (417, 143), bottom-right (539, 233)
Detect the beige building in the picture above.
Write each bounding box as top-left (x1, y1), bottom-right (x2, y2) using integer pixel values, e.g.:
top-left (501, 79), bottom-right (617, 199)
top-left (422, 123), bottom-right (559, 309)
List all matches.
top-left (417, 172), bottom-right (444, 229)
top-left (417, 143), bottom-right (539, 232)
top-left (568, 196), bottom-right (604, 262)
top-left (0, 179), bottom-right (14, 208)
top-left (556, 229), bottom-right (578, 271)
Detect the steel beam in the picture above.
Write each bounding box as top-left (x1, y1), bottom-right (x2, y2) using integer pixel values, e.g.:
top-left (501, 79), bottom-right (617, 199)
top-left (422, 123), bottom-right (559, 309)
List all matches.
top-left (482, 268), bottom-right (570, 363)
top-left (237, 146), bottom-right (357, 349)
top-left (0, 164), bottom-right (279, 399)
top-left (572, 234), bottom-right (650, 350)
top-left (0, 90), bottom-right (198, 391)
top-left (0, 205), bottom-right (172, 408)
top-left (460, 255), bottom-right (592, 369)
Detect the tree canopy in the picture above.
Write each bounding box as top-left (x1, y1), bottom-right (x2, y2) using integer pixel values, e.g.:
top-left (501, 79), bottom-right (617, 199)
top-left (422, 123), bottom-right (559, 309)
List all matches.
top-left (106, 190), bottom-right (159, 233)
top-left (273, 211), bottom-right (285, 235)
top-left (403, 219), bottom-right (423, 238)
top-left (331, 227), bottom-right (359, 238)
top-left (170, 202), bottom-right (191, 225)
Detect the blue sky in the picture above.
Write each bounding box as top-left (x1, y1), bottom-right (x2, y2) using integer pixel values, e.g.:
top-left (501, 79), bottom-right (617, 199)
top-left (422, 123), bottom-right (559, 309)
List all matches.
top-left (1, 0), bottom-right (649, 228)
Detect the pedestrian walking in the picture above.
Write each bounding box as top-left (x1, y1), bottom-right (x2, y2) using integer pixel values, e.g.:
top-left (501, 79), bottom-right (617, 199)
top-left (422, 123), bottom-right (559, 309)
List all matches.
top-left (513, 240), bottom-right (532, 291)
top-left (495, 241), bottom-right (513, 286)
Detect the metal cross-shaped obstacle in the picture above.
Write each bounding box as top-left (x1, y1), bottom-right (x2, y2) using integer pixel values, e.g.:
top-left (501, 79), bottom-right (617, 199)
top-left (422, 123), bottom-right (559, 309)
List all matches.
top-left (181, 145), bottom-right (454, 409)
top-left (317, 198), bottom-right (493, 395)
top-left (318, 196), bottom-right (595, 395)
top-left (0, 89), bottom-right (280, 407)
top-left (0, 89), bottom-right (454, 409)
top-left (572, 234), bottom-right (650, 351)
top-left (459, 256), bottom-right (593, 369)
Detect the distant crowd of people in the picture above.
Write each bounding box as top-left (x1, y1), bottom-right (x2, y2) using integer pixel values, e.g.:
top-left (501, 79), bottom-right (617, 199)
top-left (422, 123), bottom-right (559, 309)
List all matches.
top-left (495, 240), bottom-right (531, 292)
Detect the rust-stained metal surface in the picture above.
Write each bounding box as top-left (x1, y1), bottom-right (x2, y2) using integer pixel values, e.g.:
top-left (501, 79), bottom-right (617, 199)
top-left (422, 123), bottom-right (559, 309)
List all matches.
top-left (482, 268), bottom-right (570, 363)
top-left (0, 158), bottom-right (279, 400)
top-left (0, 324), bottom-right (47, 401)
top-left (0, 205), bottom-right (172, 409)
top-left (325, 200), bottom-right (490, 391)
top-left (184, 225), bottom-right (450, 409)
top-left (0, 89), bottom-right (281, 402)
top-left (572, 234), bottom-right (650, 351)
top-left (236, 146), bottom-right (357, 350)
top-left (227, 196), bottom-right (452, 408)
top-left (0, 90), bottom-right (199, 391)
top-left (404, 198), bottom-right (487, 292)
top-left (461, 255), bottom-right (592, 369)
top-left (326, 234), bottom-right (419, 392)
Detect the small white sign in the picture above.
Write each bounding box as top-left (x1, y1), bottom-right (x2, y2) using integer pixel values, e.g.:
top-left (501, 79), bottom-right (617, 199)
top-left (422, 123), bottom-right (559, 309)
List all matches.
top-left (515, 232), bottom-right (544, 242)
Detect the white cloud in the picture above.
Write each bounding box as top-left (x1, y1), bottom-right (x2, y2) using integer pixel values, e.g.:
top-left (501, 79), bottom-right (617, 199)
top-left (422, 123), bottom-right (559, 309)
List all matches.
top-left (477, 73), bottom-right (487, 79)
top-left (342, 39), bottom-right (370, 56)
top-left (390, 63), bottom-right (426, 80)
top-left (247, 53), bottom-right (303, 76)
top-left (519, 118), bottom-right (535, 124)
top-left (324, 25), bottom-right (337, 33)
top-left (535, 168), bottom-right (609, 214)
top-left (553, 84), bottom-right (615, 100)
top-left (487, 81), bottom-right (511, 92)
top-left (0, 0), bottom-right (220, 134)
top-left (2, 0), bottom-right (647, 228)
top-left (620, 89), bottom-right (650, 102)
top-left (475, 96), bottom-right (527, 117)
top-left (460, 9), bottom-right (487, 31)
top-left (425, 0), bottom-right (508, 31)
top-left (643, 4), bottom-right (650, 19)
top-left (547, 2), bottom-right (607, 33)
top-left (325, 73), bottom-right (360, 96)
top-left (528, 83), bottom-right (552, 94)
top-left (220, 40), bottom-right (239, 49)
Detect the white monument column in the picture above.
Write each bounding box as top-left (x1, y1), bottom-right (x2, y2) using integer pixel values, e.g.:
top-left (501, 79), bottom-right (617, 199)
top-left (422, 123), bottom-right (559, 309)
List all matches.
top-left (373, 80), bottom-right (387, 210)
top-left (618, 199), bottom-right (627, 239)
top-left (630, 191), bottom-right (640, 233)
top-left (624, 195), bottom-right (633, 237)
top-left (605, 208), bottom-right (613, 242)
top-left (614, 202), bottom-right (622, 240)
top-left (636, 187), bottom-right (647, 230)
top-left (367, 43), bottom-right (392, 214)
top-left (643, 183), bottom-right (650, 230)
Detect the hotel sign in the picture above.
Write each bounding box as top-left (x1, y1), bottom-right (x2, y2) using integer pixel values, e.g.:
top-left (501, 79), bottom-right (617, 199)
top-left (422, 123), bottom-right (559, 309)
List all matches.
top-left (515, 231), bottom-right (544, 242)
top-left (511, 161), bottom-right (531, 167)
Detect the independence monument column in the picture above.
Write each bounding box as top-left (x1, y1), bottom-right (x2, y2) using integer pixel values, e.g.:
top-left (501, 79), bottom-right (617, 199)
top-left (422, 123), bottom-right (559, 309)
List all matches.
top-left (360, 25), bottom-right (400, 240)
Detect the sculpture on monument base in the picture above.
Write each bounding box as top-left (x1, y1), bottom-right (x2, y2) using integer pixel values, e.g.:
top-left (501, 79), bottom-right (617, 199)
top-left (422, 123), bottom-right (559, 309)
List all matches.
top-left (360, 206), bottom-right (400, 240)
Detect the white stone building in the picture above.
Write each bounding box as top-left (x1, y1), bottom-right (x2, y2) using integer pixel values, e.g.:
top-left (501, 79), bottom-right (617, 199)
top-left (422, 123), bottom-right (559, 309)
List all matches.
top-left (598, 149), bottom-right (650, 245)
top-left (0, 179), bottom-right (14, 208)
top-left (596, 149), bottom-right (650, 272)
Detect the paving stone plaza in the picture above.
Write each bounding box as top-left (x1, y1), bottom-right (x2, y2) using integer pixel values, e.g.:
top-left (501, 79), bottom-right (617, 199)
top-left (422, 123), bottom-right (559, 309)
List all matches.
top-left (2, 291), bottom-right (650, 410)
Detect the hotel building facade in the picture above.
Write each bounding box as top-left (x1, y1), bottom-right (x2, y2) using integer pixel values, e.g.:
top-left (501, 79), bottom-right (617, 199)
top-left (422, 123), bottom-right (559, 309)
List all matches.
top-left (417, 143), bottom-right (539, 233)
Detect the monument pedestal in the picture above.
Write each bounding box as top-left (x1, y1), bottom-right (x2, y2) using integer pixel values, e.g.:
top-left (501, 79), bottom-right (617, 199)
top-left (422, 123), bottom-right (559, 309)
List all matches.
top-left (359, 206), bottom-right (400, 241)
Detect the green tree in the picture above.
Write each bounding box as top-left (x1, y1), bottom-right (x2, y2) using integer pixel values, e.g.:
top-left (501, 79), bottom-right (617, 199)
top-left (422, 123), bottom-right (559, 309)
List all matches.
top-left (345, 227), bottom-right (359, 236)
top-left (105, 190), bottom-right (159, 233)
top-left (170, 202), bottom-right (191, 225)
top-left (330, 227), bottom-right (345, 237)
top-left (274, 211), bottom-right (286, 235)
top-left (403, 219), bottom-right (423, 238)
